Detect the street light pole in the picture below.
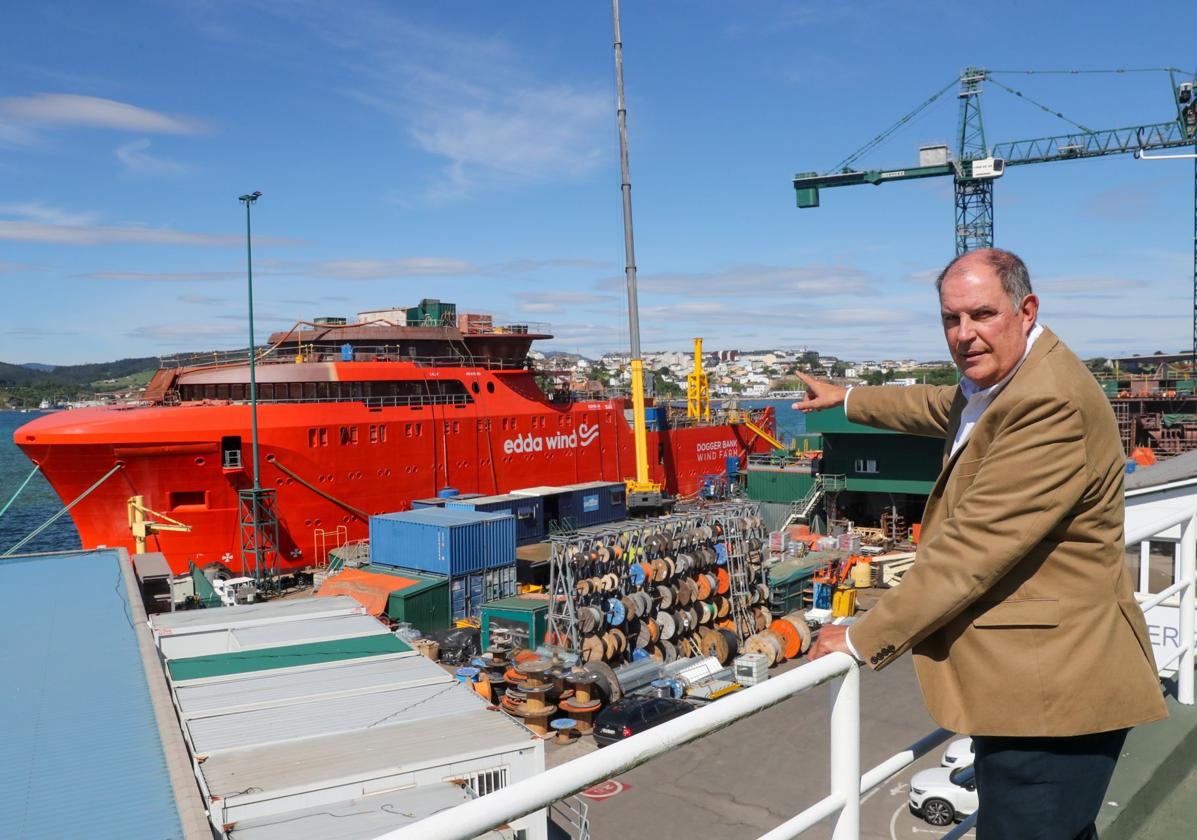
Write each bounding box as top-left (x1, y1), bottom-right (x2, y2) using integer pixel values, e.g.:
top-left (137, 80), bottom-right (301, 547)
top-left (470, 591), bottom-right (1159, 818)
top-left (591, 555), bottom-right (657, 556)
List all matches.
top-left (239, 191), bottom-right (262, 576)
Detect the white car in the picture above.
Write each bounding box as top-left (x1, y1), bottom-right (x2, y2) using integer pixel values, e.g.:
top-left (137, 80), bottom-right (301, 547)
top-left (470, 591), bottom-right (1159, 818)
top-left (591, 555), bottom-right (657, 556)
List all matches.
top-left (909, 766), bottom-right (978, 826)
top-left (940, 736), bottom-right (975, 769)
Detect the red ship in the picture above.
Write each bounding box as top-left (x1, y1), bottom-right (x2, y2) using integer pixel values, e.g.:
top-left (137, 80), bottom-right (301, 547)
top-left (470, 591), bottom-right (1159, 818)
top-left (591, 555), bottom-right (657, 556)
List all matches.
top-left (14, 305), bottom-right (775, 575)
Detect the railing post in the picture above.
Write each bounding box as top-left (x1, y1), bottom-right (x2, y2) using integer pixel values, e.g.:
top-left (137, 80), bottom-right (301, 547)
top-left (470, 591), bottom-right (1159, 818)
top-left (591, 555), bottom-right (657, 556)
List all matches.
top-left (1180, 515), bottom-right (1195, 705)
top-left (830, 662), bottom-right (861, 839)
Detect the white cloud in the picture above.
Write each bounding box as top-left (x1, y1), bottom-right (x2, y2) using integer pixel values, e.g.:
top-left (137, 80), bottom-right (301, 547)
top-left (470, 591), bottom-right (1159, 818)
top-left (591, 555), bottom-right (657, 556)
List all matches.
top-left (84, 271), bottom-right (242, 281)
top-left (626, 264), bottom-right (877, 297)
top-left (116, 138), bottom-right (191, 176)
top-left (0, 202), bottom-right (99, 226)
top-left (0, 93), bottom-right (206, 134)
top-left (231, 4), bottom-right (608, 202)
top-left (0, 220), bottom-right (291, 247)
top-left (310, 257), bottom-right (478, 279)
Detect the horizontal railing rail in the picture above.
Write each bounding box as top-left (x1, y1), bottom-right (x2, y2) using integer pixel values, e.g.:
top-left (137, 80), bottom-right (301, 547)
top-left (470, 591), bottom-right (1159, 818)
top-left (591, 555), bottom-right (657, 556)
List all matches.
top-left (160, 347), bottom-right (536, 371)
top-left (381, 498), bottom-right (1197, 840)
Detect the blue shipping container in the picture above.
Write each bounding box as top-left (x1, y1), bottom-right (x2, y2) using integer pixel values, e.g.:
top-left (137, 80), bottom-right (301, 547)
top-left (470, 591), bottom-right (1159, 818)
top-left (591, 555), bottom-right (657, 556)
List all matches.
top-left (644, 406), bottom-right (661, 431)
top-left (445, 494), bottom-right (545, 545)
top-left (411, 492), bottom-right (486, 510)
top-left (446, 566), bottom-right (518, 620)
top-left (556, 481), bottom-right (627, 527)
top-left (369, 508), bottom-right (517, 575)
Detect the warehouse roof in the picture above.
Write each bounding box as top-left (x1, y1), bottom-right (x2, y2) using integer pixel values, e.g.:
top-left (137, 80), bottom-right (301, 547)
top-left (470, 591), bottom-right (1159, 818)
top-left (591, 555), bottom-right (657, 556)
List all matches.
top-left (227, 782), bottom-right (478, 840)
top-left (0, 550), bottom-right (184, 840)
top-left (173, 652), bottom-right (433, 716)
top-left (167, 632), bottom-right (411, 682)
top-left (150, 594), bottom-right (364, 634)
top-left (159, 611), bottom-right (387, 659)
top-left (202, 708), bottom-right (537, 810)
top-left (1125, 448), bottom-right (1197, 491)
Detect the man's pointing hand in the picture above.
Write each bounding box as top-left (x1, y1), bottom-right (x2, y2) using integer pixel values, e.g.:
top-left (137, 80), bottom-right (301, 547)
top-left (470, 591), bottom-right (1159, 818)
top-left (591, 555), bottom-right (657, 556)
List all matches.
top-left (792, 371), bottom-right (847, 413)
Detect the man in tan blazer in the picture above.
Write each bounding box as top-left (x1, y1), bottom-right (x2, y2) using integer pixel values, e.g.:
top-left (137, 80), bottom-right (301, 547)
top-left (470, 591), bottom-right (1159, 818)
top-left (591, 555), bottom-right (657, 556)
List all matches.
top-left (799, 248), bottom-right (1166, 839)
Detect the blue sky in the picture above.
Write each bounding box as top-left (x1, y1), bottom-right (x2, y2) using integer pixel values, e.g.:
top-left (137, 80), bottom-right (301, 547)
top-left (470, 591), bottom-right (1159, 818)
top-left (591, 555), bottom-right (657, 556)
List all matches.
top-left (0, 0), bottom-right (1193, 366)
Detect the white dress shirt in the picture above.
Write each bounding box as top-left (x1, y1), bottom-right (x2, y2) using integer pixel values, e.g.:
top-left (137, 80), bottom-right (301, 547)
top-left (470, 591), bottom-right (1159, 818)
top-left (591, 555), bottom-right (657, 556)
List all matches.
top-left (840, 322), bottom-right (1044, 662)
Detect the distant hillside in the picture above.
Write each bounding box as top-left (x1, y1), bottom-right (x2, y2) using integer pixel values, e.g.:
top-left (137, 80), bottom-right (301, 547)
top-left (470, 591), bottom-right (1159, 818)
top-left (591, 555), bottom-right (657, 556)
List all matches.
top-left (0, 356), bottom-right (161, 408)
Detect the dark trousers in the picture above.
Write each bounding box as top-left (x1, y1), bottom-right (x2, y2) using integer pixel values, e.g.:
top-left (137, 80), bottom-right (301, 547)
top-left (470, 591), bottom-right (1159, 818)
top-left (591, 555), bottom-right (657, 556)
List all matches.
top-left (972, 729), bottom-right (1128, 840)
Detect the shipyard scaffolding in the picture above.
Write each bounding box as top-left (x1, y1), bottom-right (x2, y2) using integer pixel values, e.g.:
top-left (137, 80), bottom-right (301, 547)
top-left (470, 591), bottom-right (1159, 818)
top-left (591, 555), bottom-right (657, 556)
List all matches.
top-left (239, 488), bottom-right (281, 589)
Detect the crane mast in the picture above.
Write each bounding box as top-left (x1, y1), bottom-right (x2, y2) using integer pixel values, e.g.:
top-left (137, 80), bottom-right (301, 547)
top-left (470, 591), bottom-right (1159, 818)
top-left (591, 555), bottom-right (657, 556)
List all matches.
top-left (611, 0), bottom-right (663, 508)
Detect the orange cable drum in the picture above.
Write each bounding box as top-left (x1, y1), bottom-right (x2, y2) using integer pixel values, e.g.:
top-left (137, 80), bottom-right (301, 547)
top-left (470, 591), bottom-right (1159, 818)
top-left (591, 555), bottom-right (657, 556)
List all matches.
top-left (769, 617), bottom-right (803, 660)
top-left (696, 574), bottom-right (712, 600)
top-left (716, 567), bottom-right (730, 595)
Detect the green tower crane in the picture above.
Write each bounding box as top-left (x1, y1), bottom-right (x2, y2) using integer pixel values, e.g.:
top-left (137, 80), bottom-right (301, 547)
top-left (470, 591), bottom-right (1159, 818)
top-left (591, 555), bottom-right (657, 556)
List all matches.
top-left (793, 66), bottom-right (1197, 345)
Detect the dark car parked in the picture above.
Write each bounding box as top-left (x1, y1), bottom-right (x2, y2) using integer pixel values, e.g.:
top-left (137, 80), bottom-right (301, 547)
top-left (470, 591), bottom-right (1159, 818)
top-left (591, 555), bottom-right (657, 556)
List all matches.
top-left (592, 696), bottom-right (694, 747)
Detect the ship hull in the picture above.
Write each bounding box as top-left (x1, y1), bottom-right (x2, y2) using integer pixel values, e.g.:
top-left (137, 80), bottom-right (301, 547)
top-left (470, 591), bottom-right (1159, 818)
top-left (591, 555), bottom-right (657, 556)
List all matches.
top-left (16, 397), bottom-right (773, 574)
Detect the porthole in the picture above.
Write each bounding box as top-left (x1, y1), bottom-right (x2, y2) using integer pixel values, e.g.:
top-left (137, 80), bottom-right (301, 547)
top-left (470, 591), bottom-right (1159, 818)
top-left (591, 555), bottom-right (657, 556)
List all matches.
top-left (486, 382), bottom-right (495, 393)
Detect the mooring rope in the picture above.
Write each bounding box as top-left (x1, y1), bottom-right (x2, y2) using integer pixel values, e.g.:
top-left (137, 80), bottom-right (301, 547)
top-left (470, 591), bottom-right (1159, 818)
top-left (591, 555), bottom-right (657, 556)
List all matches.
top-left (3, 462), bottom-right (124, 556)
top-left (266, 455), bottom-right (368, 520)
top-left (0, 463), bottom-right (41, 521)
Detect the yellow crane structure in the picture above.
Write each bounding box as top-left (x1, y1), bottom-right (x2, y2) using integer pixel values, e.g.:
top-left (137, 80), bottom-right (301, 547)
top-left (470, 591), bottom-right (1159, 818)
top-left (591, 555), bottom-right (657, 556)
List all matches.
top-left (127, 495), bottom-right (192, 554)
top-left (686, 338), bottom-right (711, 422)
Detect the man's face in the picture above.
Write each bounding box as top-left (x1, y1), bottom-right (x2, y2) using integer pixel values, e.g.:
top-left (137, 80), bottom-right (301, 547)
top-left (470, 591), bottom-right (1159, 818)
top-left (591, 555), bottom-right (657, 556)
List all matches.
top-left (939, 258), bottom-right (1038, 389)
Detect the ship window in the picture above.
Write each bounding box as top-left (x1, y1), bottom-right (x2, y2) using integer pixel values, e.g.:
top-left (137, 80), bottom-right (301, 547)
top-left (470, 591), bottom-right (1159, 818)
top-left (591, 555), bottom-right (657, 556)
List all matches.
top-left (170, 491), bottom-right (207, 510)
top-left (303, 382), bottom-right (317, 400)
top-left (486, 381), bottom-right (495, 393)
top-left (854, 459), bottom-right (879, 474)
top-left (319, 427), bottom-right (328, 446)
top-left (658, 442), bottom-right (665, 465)
top-left (340, 426), bottom-right (359, 445)
top-left (308, 428), bottom-right (318, 448)
top-left (405, 423), bottom-right (413, 437)
top-left (257, 383), bottom-right (272, 400)
top-left (471, 382), bottom-right (480, 394)
top-left (415, 423), bottom-right (423, 436)
top-left (453, 421), bottom-right (460, 434)
top-left (216, 384), bottom-right (230, 401)
top-left (369, 424), bottom-right (379, 443)
top-left (317, 382), bottom-right (331, 400)
top-left (221, 436), bottom-right (243, 469)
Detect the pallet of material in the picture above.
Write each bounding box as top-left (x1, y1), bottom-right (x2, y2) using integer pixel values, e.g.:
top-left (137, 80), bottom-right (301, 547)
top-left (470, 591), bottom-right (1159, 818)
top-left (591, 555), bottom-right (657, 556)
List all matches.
top-left (870, 551), bottom-right (917, 588)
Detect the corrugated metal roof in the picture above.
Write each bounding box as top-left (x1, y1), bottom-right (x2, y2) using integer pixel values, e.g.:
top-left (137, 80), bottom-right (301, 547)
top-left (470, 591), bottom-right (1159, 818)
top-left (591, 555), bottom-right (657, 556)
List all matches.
top-left (159, 612), bottom-right (386, 659)
top-left (557, 480), bottom-right (624, 491)
top-left (150, 594), bottom-right (364, 634)
top-left (174, 653), bottom-right (446, 717)
top-left (188, 677), bottom-right (483, 754)
top-left (202, 708), bottom-right (535, 800)
top-left (227, 782), bottom-right (475, 840)
top-left (167, 633), bottom-right (412, 682)
top-left (0, 550), bottom-right (183, 840)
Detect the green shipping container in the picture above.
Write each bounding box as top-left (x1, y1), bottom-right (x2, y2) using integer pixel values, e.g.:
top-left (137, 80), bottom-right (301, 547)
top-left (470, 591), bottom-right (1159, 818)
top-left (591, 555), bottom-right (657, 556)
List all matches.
top-left (360, 565), bottom-right (452, 634)
top-left (481, 593), bottom-right (550, 651)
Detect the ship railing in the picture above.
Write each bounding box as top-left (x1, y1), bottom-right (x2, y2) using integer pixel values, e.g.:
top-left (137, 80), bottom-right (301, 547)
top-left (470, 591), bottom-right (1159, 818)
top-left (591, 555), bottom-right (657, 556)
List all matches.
top-left (228, 393), bottom-right (474, 409)
top-left (458, 321), bottom-right (551, 335)
top-left (160, 346), bottom-right (536, 371)
top-left (377, 496), bottom-right (1196, 840)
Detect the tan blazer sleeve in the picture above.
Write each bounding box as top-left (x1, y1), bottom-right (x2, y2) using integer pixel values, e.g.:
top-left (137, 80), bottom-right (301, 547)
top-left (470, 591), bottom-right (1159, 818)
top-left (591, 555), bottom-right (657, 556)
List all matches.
top-left (848, 392), bottom-right (1090, 669)
top-left (846, 384), bottom-right (957, 438)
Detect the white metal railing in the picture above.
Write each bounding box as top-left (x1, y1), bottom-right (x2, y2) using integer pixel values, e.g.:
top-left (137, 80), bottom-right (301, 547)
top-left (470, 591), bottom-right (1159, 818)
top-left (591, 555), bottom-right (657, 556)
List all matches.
top-left (380, 501), bottom-right (1197, 840)
top-left (1127, 505), bottom-right (1197, 705)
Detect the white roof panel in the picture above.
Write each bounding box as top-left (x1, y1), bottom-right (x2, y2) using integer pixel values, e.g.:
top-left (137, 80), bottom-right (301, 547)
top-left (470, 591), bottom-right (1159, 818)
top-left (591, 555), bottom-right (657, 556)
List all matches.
top-left (201, 709), bottom-right (536, 801)
top-left (227, 782), bottom-right (475, 840)
top-left (187, 678), bottom-right (480, 754)
top-left (175, 654), bottom-right (450, 718)
top-left (159, 613), bottom-right (386, 659)
top-left (150, 596), bottom-right (364, 635)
